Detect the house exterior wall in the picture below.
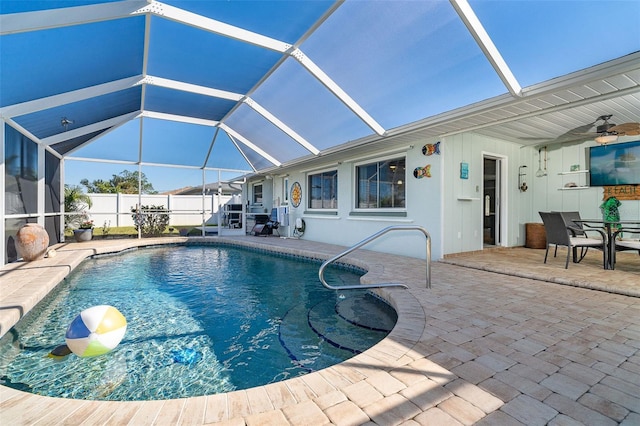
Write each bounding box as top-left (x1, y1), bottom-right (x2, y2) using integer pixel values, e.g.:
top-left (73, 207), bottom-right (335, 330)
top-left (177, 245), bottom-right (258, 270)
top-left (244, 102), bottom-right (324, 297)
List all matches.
top-left (245, 133), bottom-right (640, 262)
top-left (247, 140), bottom-right (444, 261)
top-left (526, 137), bottom-right (640, 221)
top-left (442, 133), bottom-right (524, 254)
top-left (438, 134), bottom-right (640, 256)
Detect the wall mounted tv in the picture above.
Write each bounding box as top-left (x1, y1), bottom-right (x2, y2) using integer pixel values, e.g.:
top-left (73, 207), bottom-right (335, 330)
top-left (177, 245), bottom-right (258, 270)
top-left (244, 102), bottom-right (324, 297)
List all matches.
top-left (588, 140), bottom-right (640, 186)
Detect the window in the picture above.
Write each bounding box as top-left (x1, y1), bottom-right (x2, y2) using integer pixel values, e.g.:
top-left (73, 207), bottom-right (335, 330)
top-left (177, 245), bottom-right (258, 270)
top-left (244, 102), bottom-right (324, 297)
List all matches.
top-left (5, 125), bottom-right (38, 215)
top-left (356, 158), bottom-right (405, 208)
top-left (283, 177), bottom-right (289, 203)
top-left (308, 170), bottom-right (338, 209)
top-left (253, 183), bottom-right (263, 204)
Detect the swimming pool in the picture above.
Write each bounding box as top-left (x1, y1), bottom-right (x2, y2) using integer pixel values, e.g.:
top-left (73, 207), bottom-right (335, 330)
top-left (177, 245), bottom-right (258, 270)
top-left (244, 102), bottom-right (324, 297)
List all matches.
top-left (0, 244), bottom-right (397, 401)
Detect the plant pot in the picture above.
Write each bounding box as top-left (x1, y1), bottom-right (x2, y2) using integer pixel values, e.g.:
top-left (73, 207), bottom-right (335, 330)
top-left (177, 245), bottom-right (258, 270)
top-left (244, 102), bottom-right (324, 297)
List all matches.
top-left (15, 223), bottom-right (50, 261)
top-left (74, 229), bottom-right (93, 242)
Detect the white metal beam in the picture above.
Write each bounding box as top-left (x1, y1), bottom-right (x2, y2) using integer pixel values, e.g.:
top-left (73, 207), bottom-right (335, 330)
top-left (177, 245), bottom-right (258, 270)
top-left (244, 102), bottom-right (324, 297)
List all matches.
top-left (37, 144), bottom-right (46, 226)
top-left (0, 76), bottom-right (144, 118)
top-left (141, 111), bottom-right (219, 127)
top-left (243, 97), bottom-right (320, 155)
top-left (202, 127), bottom-right (221, 169)
top-left (41, 112), bottom-right (141, 146)
top-left (225, 133), bottom-right (257, 173)
top-left (219, 124), bottom-right (282, 167)
top-left (0, 1), bottom-right (149, 35)
top-left (65, 155), bottom-right (251, 175)
top-left (62, 114), bottom-right (145, 158)
top-left (149, 1), bottom-right (291, 53)
top-left (140, 10), bottom-right (152, 115)
top-left (449, 0), bottom-right (522, 97)
top-left (290, 48), bottom-right (386, 136)
top-left (65, 156), bottom-right (138, 166)
top-left (145, 76), bottom-right (244, 102)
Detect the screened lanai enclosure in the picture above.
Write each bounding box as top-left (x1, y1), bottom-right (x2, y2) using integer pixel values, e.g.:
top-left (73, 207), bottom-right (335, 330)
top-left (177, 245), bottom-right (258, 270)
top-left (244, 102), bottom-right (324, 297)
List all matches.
top-left (2, 0), bottom-right (640, 264)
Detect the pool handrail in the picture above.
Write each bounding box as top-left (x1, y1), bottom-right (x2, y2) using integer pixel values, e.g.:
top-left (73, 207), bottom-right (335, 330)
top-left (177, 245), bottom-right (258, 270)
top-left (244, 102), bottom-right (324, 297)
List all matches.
top-left (318, 225), bottom-right (431, 290)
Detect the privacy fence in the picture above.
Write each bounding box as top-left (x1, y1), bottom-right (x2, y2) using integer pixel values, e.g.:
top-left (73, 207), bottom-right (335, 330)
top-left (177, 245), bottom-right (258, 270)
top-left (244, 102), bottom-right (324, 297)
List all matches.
top-left (84, 193), bottom-right (236, 228)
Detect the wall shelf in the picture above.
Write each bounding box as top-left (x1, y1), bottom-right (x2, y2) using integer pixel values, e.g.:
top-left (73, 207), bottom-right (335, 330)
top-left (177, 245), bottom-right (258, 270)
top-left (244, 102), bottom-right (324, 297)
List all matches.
top-left (558, 168), bottom-right (589, 190)
top-left (558, 186), bottom-right (589, 190)
top-left (558, 170), bottom-right (589, 175)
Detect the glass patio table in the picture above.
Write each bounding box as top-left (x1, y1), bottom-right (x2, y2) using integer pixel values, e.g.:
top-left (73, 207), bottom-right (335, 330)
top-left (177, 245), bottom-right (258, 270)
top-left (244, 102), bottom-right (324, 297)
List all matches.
top-left (573, 219), bottom-right (640, 270)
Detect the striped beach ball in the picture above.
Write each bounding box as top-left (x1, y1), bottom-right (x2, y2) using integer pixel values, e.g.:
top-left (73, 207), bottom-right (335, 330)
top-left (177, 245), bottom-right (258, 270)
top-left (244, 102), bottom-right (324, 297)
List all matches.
top-left (65, 305), bottom-right (127, 357)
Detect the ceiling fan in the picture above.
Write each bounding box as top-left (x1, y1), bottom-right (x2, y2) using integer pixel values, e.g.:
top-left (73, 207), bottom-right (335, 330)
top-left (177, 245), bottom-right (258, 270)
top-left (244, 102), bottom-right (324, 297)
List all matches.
top-left (577, 115), bottom-right (640, 145)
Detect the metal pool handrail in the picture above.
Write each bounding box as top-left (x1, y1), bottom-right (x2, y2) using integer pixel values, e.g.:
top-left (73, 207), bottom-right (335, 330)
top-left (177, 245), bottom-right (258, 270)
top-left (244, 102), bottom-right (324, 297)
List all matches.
top-left (318, 225), bottom-right (431, 290)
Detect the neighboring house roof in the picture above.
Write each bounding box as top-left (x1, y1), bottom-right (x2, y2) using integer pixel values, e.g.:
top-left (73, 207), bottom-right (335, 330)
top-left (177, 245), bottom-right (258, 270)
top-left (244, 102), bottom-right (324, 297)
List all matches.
top-left (164, 182), bottom-right (242, 195)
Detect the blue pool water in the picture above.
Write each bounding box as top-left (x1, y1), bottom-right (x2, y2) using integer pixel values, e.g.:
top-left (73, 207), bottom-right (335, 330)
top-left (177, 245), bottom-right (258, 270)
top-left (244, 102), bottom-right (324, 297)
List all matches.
top-left (0, 244), bottom-right (397, 401)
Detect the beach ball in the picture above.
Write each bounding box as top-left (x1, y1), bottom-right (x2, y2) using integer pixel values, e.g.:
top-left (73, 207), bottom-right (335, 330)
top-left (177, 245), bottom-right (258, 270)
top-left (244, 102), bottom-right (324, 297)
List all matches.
top-left (65, 305), bottom-right (127, 357)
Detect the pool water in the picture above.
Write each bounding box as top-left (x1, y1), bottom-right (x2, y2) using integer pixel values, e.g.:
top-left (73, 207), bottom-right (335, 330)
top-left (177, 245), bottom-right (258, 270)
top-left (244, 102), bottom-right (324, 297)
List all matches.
top-left (0, 245), bottom-right (397, 401)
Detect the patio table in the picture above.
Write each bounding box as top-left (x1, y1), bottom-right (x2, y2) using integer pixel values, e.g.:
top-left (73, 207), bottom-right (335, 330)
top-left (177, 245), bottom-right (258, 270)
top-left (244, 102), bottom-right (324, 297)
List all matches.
top-left (574, 219), bottom-right (640, 270)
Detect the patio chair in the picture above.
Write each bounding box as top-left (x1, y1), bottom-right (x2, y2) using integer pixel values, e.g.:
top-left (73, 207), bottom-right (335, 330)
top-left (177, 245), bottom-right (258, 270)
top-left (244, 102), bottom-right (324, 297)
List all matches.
top-left (611, 227), bottom-right (640, 269)
top-left (539, 211), bottom-right (607, 269)
top-left (558, 211), bottom-right (607, 263)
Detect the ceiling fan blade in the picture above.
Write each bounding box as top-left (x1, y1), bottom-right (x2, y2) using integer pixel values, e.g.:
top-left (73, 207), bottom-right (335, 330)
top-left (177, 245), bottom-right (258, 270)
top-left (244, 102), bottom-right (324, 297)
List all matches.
top-left (609, 122), bottom-right (640, 135)
top-left (569, 121), bottom-right (599, 136)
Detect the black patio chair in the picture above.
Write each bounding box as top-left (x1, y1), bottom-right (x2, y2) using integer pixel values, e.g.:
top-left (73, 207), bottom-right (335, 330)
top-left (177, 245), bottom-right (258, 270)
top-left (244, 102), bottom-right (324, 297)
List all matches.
top-left (611, 227), bottom-right (640, 269)
top-left (558, 211), bottom-right (607, 263)
top-left (539, 211), bottom-right (607, 269)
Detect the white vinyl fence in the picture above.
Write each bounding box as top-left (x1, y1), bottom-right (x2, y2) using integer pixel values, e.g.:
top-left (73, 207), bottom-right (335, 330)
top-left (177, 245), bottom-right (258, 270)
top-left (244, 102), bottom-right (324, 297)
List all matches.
top-left (83, 193), bottom-right (235, 228)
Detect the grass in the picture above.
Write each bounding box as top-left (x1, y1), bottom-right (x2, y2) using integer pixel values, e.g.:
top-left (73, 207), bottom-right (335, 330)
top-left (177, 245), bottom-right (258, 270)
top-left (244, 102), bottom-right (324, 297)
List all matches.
top-left (64, 225), bottom-right (209, 238)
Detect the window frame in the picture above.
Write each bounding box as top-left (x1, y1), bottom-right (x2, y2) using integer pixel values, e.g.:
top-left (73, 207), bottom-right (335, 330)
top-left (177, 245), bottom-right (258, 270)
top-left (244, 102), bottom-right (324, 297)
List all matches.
top-left (306, 168), bottom-right (338, 211)
top-left (354, 155), bottom-right (406, 211)
top-left (252, 182), bottom-right (263, 205)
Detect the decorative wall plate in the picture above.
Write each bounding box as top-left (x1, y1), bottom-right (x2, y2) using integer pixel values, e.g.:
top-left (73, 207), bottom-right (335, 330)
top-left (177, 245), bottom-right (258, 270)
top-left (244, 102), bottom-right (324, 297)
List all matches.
top-left (290, 182), bottom-right (302, 207)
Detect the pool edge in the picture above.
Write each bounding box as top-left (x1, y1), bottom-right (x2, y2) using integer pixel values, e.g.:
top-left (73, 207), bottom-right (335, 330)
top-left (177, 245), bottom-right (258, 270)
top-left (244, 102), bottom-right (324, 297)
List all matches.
top-left (0, 236), bottom-right (427, 425)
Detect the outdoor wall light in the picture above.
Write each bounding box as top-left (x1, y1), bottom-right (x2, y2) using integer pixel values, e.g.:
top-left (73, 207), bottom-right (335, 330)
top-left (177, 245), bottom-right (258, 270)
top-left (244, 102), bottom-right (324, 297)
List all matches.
top-left (519, 165), bottom-right (528, 192)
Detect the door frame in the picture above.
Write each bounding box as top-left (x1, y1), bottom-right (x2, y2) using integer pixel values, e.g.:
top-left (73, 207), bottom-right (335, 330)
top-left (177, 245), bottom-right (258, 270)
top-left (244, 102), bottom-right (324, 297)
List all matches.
top-left (482, 152), bottom-right (508, 247)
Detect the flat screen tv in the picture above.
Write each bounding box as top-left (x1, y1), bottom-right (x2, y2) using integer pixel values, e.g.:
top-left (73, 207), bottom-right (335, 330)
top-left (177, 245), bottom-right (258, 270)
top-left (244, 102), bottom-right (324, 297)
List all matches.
top-left (588, 140), bottom-right (640, 186)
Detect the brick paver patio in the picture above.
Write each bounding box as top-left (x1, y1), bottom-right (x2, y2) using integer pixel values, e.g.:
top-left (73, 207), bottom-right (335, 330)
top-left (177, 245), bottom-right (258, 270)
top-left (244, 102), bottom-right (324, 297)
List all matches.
top-left (1, 237), bottom-right (638, 425)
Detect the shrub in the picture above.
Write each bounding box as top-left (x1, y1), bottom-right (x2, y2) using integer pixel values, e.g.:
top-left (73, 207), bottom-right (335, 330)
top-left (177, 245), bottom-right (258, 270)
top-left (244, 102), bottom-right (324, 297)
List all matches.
top-left (131, 205), bottom-right (170, 237)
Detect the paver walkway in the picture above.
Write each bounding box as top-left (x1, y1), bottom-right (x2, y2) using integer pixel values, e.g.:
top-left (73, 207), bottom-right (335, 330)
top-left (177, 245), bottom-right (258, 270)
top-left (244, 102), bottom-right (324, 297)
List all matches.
top-left (1, 237), bottom-right (639, 425)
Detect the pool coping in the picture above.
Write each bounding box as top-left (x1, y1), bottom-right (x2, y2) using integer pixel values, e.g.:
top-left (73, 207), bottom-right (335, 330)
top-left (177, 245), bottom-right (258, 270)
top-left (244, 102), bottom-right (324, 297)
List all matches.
top-left (0, 236), bottom-right (429, 425)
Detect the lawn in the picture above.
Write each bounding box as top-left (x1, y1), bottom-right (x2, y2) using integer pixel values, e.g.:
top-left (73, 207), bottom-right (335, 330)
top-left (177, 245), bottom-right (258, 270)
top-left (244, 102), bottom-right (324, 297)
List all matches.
top-left (64, 225), bottom-right (207, 238)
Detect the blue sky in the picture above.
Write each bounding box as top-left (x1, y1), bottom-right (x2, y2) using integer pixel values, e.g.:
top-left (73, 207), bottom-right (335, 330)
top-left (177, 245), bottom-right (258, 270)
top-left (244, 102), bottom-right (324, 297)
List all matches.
top-left (4, 0), bottom-right (640, 193)
top-left (65, 118), bottom-right (253, 193)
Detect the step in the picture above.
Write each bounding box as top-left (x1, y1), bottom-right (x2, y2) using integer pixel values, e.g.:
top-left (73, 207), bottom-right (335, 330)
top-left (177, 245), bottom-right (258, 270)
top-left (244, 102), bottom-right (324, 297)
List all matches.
top-left (307, 294), bottom-right (395, 355)
top-left (278, 293), bottom-right (398, 372)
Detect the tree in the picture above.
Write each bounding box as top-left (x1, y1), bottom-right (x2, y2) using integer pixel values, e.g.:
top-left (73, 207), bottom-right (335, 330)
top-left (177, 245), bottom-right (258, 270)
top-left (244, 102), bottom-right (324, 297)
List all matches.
top-left (80, 170), bottom-right (157, 194)
top-left (64, 185), bottom-right (93, 230)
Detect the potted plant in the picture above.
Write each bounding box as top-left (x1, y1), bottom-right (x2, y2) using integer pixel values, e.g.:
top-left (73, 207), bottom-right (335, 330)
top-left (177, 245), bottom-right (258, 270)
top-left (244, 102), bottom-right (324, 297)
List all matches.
top-left (73, 218), bottom-right (94, 242)
top-left (64, 185), bottom-right (92, 230)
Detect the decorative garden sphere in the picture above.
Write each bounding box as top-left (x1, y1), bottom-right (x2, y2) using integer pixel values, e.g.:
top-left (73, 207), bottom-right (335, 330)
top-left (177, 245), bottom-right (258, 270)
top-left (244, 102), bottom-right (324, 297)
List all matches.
top-left (15, 223), bottom-right (49, 261)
